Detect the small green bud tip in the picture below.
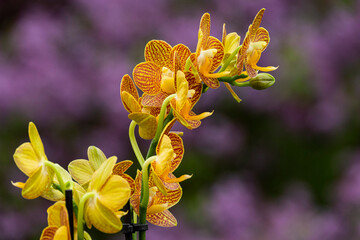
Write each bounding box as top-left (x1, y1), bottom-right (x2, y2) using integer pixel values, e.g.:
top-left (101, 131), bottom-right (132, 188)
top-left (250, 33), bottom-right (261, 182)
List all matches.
top-left (249, 73), bottom-right (275, 90)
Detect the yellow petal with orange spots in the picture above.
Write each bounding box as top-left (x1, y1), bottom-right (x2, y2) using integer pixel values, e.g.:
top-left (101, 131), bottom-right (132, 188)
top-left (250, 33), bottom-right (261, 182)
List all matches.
top-left (167, 133), bottom-right (184, 172)
top-left (113, 160), bottom-right (133, 175)
top-left (141, 91), bottom-right (168, 108)
top-left (147, 210), bottom-right (177, 227)
top-left (120, 74), bottom-right (139, 100)
top-left (128, 112), bottom-right (157, 140)
top-left (144, 40), bottom-right (172, 69)
top-left (205, 36), bottom-right (224, 72)
top-left (249, 8), bottom-right (265, 41)
top-left (196, 13), bottom-right (211, 55)
top-left (133, 62), bottom-right (162, 95)
top-left (40, 226), bottom-right (58, 240)
top-left (169, 44), bottom-right (191, 71)
top-left (255, 27), bottom-right (270, 50)
top-left (153, 186), bottom-right (182, 208)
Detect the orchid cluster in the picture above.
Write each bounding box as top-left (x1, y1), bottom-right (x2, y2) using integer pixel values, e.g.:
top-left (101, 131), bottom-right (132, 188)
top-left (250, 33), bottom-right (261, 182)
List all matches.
top-left (11, 9), bottom-right (277, 240)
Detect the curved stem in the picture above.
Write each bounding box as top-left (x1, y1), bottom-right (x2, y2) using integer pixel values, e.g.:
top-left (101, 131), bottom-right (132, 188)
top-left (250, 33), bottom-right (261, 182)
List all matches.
top-left (218, 46), bottom-right (241, 73)
top-left (218, 75), bottom-right (251, 87)
top-left (44, 161), bottom-right (67, 194)
top-left (129, 121), bottom-right (145, 167)
top-left (146, 94), bottom-right (176, 159)
top-left (139, 156), bottom-right (156, 240)
top-left (77, 192), bottom-right (95, 240)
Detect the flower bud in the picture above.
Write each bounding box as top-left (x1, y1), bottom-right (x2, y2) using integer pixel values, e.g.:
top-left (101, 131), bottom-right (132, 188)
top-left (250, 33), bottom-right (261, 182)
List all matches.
top-left (249, 73), bottom-right (275, 90)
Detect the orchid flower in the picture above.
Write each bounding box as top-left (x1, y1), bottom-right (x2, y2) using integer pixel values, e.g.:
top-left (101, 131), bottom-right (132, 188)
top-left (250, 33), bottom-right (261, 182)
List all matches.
top-left (170, 70), bottom-right (213, 129)
top-left (189, 12), bottom-right (228, 89)
top-left (131, 170), bottom-right (182, 227)
top-left (12, 122), bottom-right (71, 200)
top-left (237, 8), bottom-right (278, 78)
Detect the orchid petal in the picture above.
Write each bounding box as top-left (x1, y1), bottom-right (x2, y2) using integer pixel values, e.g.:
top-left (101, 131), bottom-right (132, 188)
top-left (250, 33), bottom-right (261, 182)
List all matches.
top-left (28, 122), bottom-right (47, 161)
top-left (144, 40), bottom-right (172, 69)
top-left (133, 62), bottom-right (161, 95)
top-left (22, 165), bottom-right (53, 199)
top-left (147, 210), bottom-right (177, 227)
top-left (170, 44), bottom-right (191, 71)
top-left (40, 226), bottom-right (58, 240)
top-left (128, 112), bottom-right (157, 140)
top-left (98, 175), bottom-right (130, 211)
top-left (89, 157), bottom-right (117, 192)
top-left (54, 226), bottom-right (69, 240)
top-left (68, 159), bottom-right (93, 186)
top-left (205, 36), bottom-right (224, 72)
top-left (249, 8), bottom-right (265, 41)
top-left (121, 91), bottom-right (142, 113)
top-left (13, 142), bottom-right (41, 177)
top-left (112, 160), bottom-right (133, 175)
top-left (88, 146), bottom-right (108, 171)
top-left (85, 198), bottom-right (122, 233)
top-left (120, 74), bottom-right (139, 101)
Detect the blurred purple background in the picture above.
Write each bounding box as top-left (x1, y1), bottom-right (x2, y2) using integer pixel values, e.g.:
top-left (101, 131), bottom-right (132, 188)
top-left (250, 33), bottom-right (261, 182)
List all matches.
top-left (1, 0), bottom-right (360, 239)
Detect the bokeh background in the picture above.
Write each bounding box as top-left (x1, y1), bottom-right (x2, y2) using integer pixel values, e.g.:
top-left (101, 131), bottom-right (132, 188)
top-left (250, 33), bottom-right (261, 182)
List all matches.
top-left (1, 0), bottom-right (360, 239)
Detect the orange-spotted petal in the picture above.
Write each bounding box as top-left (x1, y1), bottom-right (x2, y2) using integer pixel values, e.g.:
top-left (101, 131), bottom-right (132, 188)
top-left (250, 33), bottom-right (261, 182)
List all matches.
top-left (254, 27), bottom-right (270, 50)
top-left (141, 92), bottom-right (168, 108)
top-left (113, 160), bottom-right (133, 175)
top-left (169, 44), bottom-right (191, 71)
top-left (147, 209), bottom-right (177, 227)
top-left (196, 13), bottom-right (211, 55)
top-left (120, 74), bottom-right (139, 101)
top-left (133, 62), bottom-right (162, 95)
top-left (205, 36), bottom-right (224, 72)
top-left (249, 8), bottom-right (265, 41)
top-left (144, 40), bottom-right (172, 69)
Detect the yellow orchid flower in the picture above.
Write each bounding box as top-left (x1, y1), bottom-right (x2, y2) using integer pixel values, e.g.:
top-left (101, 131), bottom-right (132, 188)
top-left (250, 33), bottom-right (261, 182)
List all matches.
top-left (130, 170), bottom-right (182, 227)
top-left (40, 201), bottom-right (91, 240)
top-left (120, 74), bottom-right (158, 139)
top-left (79, 157), bottom-right (131, 234)
top-left (132, 41), bottom-right (202, 112)
top-left (12, 122), bottom-right (59, 200)
top-left (150, 121), bottom-right (191, 194)
top-left (170, 70), bottom-right (213, 129)
top-left (189, 12), bottom-right (228, 89)
top-left (68, 146), bottom-right (116, 188)
top-left (237, 8), bottom-right (278, 78)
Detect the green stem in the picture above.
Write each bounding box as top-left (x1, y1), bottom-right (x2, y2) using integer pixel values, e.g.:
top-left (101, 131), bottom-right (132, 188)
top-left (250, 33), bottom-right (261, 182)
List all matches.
top-left (146, 94), bottom-right (176, 159)
top-left (139, 156), bottom-right (156, 240)
top-left (218, 75), bottom-right (251, 87)
top-left (44, 161), bottom-right (67, 194)
top-left (218, 46), bottom-right (241, 73)
top-left (129, 121), bottom-right (145, 167)
top-left (77, 192), bottom-right (95, 240)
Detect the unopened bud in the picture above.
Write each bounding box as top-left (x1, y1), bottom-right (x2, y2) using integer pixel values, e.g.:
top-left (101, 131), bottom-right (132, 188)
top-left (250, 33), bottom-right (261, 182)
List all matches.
top-left (249, 73), bottom-right (275, 90)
